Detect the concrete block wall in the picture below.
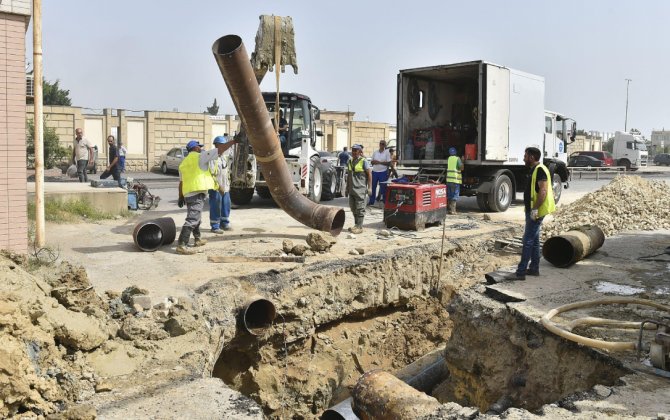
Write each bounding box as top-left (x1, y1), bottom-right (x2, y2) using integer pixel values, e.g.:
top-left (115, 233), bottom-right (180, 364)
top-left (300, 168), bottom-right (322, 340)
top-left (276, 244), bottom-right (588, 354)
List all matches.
top-left (0, 10), bottom-right (29, 253)
top-left (352, 121), bottom-right (393, 153)
top-left (148, 111), bottom-right (211, 167)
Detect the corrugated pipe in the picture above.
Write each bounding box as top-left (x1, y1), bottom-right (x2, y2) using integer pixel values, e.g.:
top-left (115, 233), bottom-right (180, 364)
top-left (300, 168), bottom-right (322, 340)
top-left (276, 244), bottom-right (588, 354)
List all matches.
top-left (211, 35), bottom-right (345, 236)
top-left (133, 217), bottom-right (176, 252)
top-left (239, 295), bottom-right (276, 336)
top-left (543, 225), bottom-right (605, 267)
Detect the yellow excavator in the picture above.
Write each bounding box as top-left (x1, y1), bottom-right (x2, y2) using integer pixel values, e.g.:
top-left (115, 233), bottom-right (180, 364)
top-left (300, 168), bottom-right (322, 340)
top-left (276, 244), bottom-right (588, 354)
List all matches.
top-left (229, 15), bottom-right (337, 205)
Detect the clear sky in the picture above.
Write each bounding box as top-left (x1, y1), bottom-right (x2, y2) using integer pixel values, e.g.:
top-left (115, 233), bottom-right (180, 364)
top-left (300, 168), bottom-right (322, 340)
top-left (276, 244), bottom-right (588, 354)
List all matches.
top-left (30, 0), bottom-right (669, 136)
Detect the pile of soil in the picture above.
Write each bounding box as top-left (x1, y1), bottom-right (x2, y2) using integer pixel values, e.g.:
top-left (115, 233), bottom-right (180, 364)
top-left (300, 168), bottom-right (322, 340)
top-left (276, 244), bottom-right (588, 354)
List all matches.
top-left (543, 176), bottom-right (670, 239)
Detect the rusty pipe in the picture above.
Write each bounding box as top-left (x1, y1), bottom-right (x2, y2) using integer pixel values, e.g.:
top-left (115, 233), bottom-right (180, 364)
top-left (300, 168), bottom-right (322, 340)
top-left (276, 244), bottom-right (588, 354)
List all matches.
top-left (212, 35), bottom-right (345, 236)
top-left (352, 370), bottom-right (443, 419)
top-left (542, 225), bottom-right (605, 267)
top-left (239, 295), bottom-right (276, 336)
top-left (133, 217), bottom-right (176, 252)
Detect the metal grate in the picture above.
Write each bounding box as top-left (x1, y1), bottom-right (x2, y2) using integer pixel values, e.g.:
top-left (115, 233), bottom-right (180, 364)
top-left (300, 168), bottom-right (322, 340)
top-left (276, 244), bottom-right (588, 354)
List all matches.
top-left (422, 191), bottom-right (431, 206)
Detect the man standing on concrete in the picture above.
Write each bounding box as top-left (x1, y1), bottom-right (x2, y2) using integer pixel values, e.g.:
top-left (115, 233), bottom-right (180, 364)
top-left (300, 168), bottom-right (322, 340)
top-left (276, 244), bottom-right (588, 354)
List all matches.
top-left (72, 128), bottom-right (93, 182)
top-left (345, 144), bottom-right (372, 234)
top-left (208, 135), bottom-right (239, 233)
top-left (507, 146), bottom-right (556, 280)
top-left (99, 135), bottom-right (122, 187)
top-left (369, 140), bottom-right (392, 206)
top-left (176, 140), bottom-right (219, 255)
top-left (446, 147), bottom-right (463, 214)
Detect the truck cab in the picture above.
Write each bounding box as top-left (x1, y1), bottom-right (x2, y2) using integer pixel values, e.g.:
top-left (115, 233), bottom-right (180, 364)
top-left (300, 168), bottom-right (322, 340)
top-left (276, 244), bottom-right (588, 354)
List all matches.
top-left (612, 131), bottom-right (648, 170)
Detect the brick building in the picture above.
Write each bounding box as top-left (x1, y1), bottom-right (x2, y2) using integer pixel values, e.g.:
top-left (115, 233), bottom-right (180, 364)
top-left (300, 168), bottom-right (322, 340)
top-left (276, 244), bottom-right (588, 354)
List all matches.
top-left (0, 1), bottom-right (31, 253)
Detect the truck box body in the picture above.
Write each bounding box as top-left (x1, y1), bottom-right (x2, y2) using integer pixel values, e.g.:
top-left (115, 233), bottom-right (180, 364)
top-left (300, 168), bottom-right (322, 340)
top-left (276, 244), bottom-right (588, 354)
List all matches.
top-left (396, 60), bottom-right (573, 212)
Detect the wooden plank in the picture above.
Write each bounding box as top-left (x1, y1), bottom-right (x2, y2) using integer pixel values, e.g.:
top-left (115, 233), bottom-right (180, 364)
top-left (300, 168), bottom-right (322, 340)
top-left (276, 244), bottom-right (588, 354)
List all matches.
top-left (207, 255), bottom-right (306, 263)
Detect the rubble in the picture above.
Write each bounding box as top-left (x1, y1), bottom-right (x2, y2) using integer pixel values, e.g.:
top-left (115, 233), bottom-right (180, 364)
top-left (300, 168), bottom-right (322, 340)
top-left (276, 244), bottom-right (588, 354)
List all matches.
top-left (543, 176), bottom-right (670, 239)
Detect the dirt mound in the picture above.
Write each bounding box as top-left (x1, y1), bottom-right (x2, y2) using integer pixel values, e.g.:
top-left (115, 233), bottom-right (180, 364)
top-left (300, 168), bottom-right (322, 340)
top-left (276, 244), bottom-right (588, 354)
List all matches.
top-left (543, 176), bottom-right (670, 239)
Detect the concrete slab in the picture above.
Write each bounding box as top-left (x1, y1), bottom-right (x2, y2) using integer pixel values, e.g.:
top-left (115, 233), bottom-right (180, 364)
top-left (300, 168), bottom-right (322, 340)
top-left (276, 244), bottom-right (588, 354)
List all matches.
top-left (27, 182), bottom-right (128, 215)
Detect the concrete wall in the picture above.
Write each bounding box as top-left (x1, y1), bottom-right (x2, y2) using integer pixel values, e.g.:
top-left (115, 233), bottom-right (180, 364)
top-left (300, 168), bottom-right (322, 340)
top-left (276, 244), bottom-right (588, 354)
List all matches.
top-left (0, 8), bottom-right (30, 253)
top-left (571, 135), bottom-right (602, 153)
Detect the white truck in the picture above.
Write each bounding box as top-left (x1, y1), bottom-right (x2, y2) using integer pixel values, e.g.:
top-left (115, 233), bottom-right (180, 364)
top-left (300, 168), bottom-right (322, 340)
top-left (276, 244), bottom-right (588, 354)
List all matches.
top-left (397, 60), bottom-right (576, 211)
top-left (611, 131), bottom-right (648, 170)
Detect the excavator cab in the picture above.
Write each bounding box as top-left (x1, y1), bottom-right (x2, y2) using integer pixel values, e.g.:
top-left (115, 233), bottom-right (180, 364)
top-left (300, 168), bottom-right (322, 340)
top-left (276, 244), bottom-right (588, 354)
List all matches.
top-left (263, 92), bottom-right (319, 156)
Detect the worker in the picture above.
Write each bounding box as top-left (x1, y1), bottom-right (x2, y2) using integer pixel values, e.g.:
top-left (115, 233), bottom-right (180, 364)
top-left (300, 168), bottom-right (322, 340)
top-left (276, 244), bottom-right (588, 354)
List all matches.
top-left (387, 147), bottom-right (399, 179)
top-left (72, 128), bottom-right (93, 182)
top-left (208, 135), bottom-right (238, 233)
top-left (338, 146), bottom-right (351, 167)
top-left (278, 110), bottom-right (288, 147)
top-left (369, 139), bottom-right (392, 206)
top-left (345, 144), bottom-right (372, 234)
top-left (99, 135), bottom-right (122, 187)
top-left (506, 146), bottom-right (556, 280)
top-left (176, 140), bottom-right (219, 255)
top-left (446, 147), bottom-right (464, 214)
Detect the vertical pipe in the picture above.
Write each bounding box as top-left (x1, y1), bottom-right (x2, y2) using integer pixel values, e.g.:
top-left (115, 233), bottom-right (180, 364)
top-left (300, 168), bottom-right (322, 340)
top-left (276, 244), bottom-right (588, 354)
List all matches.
top-left (33, 0), bottom-right (45, 248)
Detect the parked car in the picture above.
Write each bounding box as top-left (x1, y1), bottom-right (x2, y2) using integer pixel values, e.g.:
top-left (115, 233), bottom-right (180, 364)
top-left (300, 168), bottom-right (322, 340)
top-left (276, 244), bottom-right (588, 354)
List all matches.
top-left (653, 153), bottom-right (670, 166)
top-left (159, 147), bottom-right (188, 174)
top-left (567, 155), bottom-right (603, 168)
top-left (318, 151), bottom-right (338, 166)
top-left (571, 151), bottom-right (615, 166)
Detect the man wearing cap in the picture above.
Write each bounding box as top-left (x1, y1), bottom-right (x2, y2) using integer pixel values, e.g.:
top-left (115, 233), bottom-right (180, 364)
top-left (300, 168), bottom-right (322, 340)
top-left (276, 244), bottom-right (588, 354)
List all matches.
top-left (446, 146), bottom-right (464, 214)
top-left (176, 139), bottom-right (227, 255)
top-left (208, 136), bottom-right (238, 233)
top-left (369, 140), bottom-right (392, 207)
top-left (346, 144), bottom-right (372, 234)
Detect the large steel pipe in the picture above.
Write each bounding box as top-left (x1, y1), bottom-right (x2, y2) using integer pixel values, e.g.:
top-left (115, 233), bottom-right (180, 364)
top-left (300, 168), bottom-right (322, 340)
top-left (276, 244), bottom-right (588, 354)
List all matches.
top-left (352, 370), bottom-right (443, 419)
top-left (212, 35), bottom-right (345, 236)
top-left (239, 295), bottom-right (276, 336)
top-left (543, 225), bottom-right (605, 267)
top-left (133, 217), bottom-right (176, 252)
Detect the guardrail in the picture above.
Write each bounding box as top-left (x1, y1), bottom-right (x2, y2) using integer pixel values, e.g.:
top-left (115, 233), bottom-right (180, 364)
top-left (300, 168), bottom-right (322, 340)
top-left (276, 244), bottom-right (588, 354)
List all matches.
top-left (568, 166), bottom-right (630, 181)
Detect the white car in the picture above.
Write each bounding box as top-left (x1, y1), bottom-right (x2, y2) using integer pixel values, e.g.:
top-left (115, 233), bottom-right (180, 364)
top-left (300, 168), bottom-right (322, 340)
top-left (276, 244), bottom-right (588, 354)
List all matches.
top-left (159, 147), bottom-right (188, 174)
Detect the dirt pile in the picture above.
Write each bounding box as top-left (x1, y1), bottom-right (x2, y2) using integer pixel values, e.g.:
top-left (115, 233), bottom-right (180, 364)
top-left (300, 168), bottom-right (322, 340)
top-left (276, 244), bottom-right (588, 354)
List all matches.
top-left (543, 176), bottom-right (670, 239)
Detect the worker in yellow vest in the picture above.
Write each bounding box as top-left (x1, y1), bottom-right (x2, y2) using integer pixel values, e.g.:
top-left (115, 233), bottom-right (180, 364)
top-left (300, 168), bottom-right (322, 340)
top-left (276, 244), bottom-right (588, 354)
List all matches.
top-left (345, 144), bottom-right (372, 234)
top-left (176, 140), bottom-right (221, 255)
top-left (446, 147), bottom-right (463, 214)
top-left (506, 146), bottom-right (556, 280)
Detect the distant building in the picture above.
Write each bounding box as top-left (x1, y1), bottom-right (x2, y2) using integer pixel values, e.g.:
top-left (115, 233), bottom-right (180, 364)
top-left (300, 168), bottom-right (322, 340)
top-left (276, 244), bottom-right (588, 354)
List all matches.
top-left (569, 132), bottom-right (603, 153)
top-left (651, 129), bottom-right (670, 153)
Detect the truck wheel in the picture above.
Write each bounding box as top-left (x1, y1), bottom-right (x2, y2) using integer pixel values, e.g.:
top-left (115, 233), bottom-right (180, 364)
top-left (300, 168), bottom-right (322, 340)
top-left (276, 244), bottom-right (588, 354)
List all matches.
top-left (320, 166), bottom-right (336, 201)
top-left (552, 173), bottom-right (562, 204)
top-left (476, 193), bottom-right (491, 212)
top-left (619, 159), bottom-right (631, 171)
top-left (308, 156), bottom-right (323, 203)
top-left (489, 174), bottom-right (513, 212)
top-left (230, 187), bottom-right (254, 205)
top-left (256, 186), bottom-right (273, 200)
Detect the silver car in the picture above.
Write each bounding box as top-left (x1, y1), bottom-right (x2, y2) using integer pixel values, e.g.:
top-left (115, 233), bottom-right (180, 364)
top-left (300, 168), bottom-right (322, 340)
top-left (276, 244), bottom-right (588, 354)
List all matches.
top-left (159, 147), bottom-right (188, 174)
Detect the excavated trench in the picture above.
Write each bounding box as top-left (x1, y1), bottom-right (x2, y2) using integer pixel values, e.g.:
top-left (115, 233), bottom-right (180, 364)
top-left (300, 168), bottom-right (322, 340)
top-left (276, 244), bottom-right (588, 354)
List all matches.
top-left (204, 233), bottom-right (629, 418)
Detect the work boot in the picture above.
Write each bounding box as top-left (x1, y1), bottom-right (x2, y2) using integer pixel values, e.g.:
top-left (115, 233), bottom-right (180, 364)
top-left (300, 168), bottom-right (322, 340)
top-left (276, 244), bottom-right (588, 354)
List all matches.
top-left (177, 226), bottom-right (192, 246)
top-left (193, 238), bottom-right (208, 247)
top-left (176, 243), bottom-right (196, 255)
top-left (451, 201), bottom-right (458, 215)
top-left (350, 226), bottom-right (363, 234)
top-left (211, 228), bottom-right (225, 234)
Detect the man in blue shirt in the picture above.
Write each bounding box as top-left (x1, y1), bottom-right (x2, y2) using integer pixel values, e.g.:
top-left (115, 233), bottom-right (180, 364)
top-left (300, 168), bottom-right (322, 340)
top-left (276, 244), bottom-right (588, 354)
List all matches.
top-left (338, 146), bottom-right (351, 167)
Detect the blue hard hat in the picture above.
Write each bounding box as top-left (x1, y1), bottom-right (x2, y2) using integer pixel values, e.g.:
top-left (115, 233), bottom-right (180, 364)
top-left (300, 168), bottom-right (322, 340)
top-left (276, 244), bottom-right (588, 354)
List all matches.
top-left (352, 144), bottom-right (363, 150)
top-left (186, 140), bottom-right (204, 150)
top-left (448, 147), bottom-right (457, 156)
top-left (213, 136), bottom-right (228, 145)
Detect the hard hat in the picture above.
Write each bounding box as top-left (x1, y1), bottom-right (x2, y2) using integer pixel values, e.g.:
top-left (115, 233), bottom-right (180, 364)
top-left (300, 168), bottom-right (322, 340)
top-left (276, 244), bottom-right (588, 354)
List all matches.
top-left (213, 136), bottom-right (228, 145)
top-left (448, 147), bottom-right (457, 156)
top-left (186, 140), bottom-right (204, 150)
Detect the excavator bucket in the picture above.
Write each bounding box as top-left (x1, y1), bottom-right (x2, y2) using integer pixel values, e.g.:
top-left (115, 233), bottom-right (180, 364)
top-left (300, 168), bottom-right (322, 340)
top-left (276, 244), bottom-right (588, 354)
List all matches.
top-left (250, 15), bottom-right (298, 83)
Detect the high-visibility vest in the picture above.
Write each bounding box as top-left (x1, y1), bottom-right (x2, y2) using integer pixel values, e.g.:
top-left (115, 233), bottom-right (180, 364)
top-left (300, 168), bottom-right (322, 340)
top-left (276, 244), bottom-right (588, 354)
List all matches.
top-left (347, 158), bottom-right (366, 173)
top-left (530, 163), bottom-right (556, 218)
top-left (446, 156), bottom-right (462, 184)
top-left (179, 152), bottom-right (215, 195)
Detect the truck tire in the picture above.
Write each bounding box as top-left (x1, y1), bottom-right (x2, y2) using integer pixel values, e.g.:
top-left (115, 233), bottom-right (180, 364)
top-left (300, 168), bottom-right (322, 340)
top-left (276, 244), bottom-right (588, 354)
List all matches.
top-left (256, 186), bottom-right (273, 200)
top-left (320, 167), bottom-right (336, 201)
top-left (619, 159), bottom-right (631, 171)
top-left (230, 187), bottom-right (254, 205)
top-left (552, 173), bottom-right (562, 204)
top-left (489, 174), bottom-right (513, 212)
top-left (476, 193), bottom-right (491, 212)
top-left (307, 155), bottom-right (323, 203)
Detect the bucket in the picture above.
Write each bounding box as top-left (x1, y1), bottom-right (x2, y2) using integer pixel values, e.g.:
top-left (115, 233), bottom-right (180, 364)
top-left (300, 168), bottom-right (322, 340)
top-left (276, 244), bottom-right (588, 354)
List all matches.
top-left (465, 144), bottom-right (477, 160)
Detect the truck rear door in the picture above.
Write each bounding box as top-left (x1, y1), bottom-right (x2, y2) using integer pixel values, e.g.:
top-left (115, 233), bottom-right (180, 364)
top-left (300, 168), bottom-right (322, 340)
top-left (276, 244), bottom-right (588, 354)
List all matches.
top-left (483, 64), bottom-right (510, 161)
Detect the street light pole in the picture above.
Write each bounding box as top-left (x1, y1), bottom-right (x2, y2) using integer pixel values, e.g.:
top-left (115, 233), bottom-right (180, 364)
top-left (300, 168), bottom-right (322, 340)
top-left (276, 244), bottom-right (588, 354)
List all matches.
top-left (624, 78), bottom-right (632, 133)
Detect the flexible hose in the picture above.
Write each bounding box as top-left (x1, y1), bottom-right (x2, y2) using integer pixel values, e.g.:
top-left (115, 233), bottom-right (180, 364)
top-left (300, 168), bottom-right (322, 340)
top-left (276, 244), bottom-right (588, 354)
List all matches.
top-left (541, 297), bottom-right (670, 351)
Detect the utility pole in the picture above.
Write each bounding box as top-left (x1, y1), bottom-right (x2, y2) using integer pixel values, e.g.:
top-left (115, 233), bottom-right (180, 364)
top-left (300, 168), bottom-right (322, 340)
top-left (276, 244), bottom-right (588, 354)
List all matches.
top-left (347, 104), bottom-right (351, 147)
top-left (33, 0), bottom-right (45, 247)
top-left (624, 78), bottom-right (632, 133)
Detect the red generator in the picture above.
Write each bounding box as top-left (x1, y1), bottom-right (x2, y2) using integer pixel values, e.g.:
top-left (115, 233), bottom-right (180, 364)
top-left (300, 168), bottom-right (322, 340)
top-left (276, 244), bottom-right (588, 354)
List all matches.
top-left (384, 183), bottom-right (447, 231)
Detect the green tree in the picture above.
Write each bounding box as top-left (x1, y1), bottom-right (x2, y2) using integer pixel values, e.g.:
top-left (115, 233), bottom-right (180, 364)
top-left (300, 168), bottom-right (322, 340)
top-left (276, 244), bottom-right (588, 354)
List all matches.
top-left (603, 138), bottom-right (614, 153)
top-left (27, 79), bottom-right (72, 106)
top-left (205, 98), bottom-right (219, 115)
top-left (26, 119), bottom-right (68, 169)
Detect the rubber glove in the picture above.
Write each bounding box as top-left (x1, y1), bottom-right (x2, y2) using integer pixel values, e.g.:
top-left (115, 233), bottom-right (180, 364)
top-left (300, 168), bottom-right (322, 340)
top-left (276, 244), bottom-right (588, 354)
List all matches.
top-left (178, 197), bottom-right (185, 208)
top-left (530, 209), bottom-right (539, 221)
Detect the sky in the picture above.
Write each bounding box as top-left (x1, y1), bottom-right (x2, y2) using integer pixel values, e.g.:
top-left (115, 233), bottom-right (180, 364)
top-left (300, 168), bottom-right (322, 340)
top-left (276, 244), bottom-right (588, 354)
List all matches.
top-left (28, 0), bottom-right (670, 137)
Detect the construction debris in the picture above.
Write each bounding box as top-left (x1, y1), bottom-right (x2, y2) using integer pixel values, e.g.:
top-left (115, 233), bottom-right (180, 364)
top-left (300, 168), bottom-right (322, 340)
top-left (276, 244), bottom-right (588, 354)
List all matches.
top-left (543, 176), bottom-right (670, 239)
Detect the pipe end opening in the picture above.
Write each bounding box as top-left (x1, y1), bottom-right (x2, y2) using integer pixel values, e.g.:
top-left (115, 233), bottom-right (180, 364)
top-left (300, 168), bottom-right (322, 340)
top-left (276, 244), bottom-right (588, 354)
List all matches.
top-left (243, 299), bottom-right (277, 335)
top-left (212, 35), bottom-right (242, 55)
top-left (543, 236), bottom-right (575, 268)
top-left (136, 224), bottom-right (163, 252)
top-left (329, 209), bottom-right (346, 237)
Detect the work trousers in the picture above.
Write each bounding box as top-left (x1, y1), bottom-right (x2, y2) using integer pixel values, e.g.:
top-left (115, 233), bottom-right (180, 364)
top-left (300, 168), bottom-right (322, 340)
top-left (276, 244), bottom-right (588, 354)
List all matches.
top-left (179, 193), bottom-right (205, 244)
top-left (349, 193), bottom-right (366, 227)
top-left (100, 166), bottom-right (123, 187)
top-left (517, 212), bottom-right (544, 275)
top-left (76, 159), bottom-right (88, 182)
top-left (369, 170), bottom-right (389, 205)
top-left (208, 189), bottom-right (231, 229)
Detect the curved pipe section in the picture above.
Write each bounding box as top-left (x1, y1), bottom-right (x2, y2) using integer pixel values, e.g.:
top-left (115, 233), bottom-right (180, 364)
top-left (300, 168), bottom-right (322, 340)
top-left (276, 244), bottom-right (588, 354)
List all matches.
top-left (240, 295), bottom-right (277, 336)
top-left (212, 35), bottom-right (345, 236)
top-left (133, 217), bottom-right (176, 252)
top-left (543, 225), bottom-right (605, 267)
